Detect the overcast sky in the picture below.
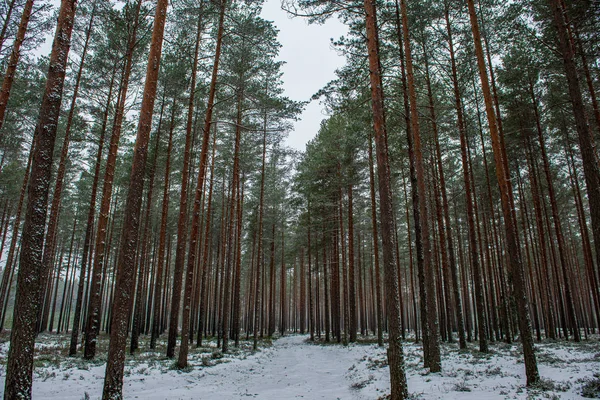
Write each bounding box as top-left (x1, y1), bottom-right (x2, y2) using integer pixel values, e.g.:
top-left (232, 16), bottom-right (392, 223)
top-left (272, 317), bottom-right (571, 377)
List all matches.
top-left (259, 0), bottom-right (347, 152)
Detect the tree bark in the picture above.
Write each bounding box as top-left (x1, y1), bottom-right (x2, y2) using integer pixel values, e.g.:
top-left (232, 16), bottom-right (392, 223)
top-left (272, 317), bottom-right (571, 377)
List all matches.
top-left (174, 0), bottom-right (225, 365)
top-left (466, 0), bottom-right (539, 384)
top-left (38, 8), bottom-right (95, 333)
top-left (254, 80), bottom-right (268, 350)
top-left (102, 0), bottom-right (169, 396)
top-left (69, 65), bottom-right (116, 355)
top-left (443, 4), bottom-right (467, 349)
top-left (364, 0), bottom-right (409, 396)
top-left (0, 145), bottom-right (32, 332)
top-left (548, 0), bottom-right (600, 338)
top-left (166, 0), bottom-right (206, 359)
top-left (348, 184), bottom-right (356, 342)
top-left (4, 0), bottom-right (77, 397)
top-left (530, 84), bottom-right (580, 341)
top-left (367, 132), bottom-right (384, 347)
top-left (400, 0), bottom-right (440, 372)
top-left (150, 103), bottom-right (177, 349)
top-left (84, 0), bottom-right (142, 360)
top-left (0, 0), bottom-right (34, 133)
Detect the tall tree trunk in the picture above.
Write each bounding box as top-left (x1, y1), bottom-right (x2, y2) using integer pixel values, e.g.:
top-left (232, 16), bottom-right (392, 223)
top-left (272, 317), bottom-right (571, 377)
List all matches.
top-left (38, 8), bottom-right (95, 333)
top-left (323, 240), bottom-right (330, 342)
top-left (254, 81), bottom-right (269, 350)
top-left (549, 0), bottom-right (600, 314)
top-left (443, 4), bottom-right (467, 349)
top-left (102, 0), bottom-right (169, 397)
top-left (130, 97), bottom-right (171, 354)
top-left (4, 0), bottom-right (77, 397)
top-left (270, 224), bottom-right (278, 336)
top-left (0, 145), bottom-right (32, 332)
top-left (456, 75), bottom-right (487, 353)
top-left (348, 184), bottom-right (356, 342)
top-left (232, 176), bottom-right (245, 345)
top-left (150, 103), bottom-right (176, 351)
top-left (69, 65), bottom-right (116, 355)
top-left (364, 0), bottom-right (409, 396)
top-left (530, 83), bottom-right (580, 341)
top-left (307, 216), bottom-right (314, 340)
top-left (219, 85), bottom-right (243, 354)
top-left (84, 0), bottom-right (142, 360)
top-left (394, 0), bottom-right (427, 354)
top-left (50, 217), bottom-right (77, 332)
top-left (0, 0), bottom-right (34, 133)
top-left (423, 44), bottom-right (453, 345)
top-left (174, 0), bottom-right (225, 365)
top-left (367, 133), bottom-right (384, 347)
top-left (400, 0), bottom-right (440, 372)
top-left (466, 0), bottom-right (539, 384)
top-left (197, 127), bottom-right (217, 347)
top-left (166, 1), bottom-right (205, 359)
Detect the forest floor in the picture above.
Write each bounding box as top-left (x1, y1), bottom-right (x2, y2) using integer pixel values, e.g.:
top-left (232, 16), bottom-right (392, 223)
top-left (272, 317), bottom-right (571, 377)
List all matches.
top-left (0, 332), bottom-right (598, 399)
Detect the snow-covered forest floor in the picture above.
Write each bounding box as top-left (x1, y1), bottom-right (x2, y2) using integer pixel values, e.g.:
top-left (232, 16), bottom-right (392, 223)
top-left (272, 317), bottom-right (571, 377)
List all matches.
top-left (0, 333), bottom-right (598, 399)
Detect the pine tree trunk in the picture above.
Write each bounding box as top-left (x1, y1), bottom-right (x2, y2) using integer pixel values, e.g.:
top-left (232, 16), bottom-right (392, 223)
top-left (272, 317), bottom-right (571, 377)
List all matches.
top-left (280, 230), bottom-right (287, 336)
top-left (348, 184), bottom-right (356, 342)
top-left (50, 218), bottom-right (77, 332)
top-left (197, 129), bottom-right (217, 347)
top-left (323, 242), bottom-right (330, 342)
top-left (467, 0), bottom-right (539, 384)
top-left (270, 224), bottom-right (278, 336)
top-left (530, 83), bottom-right (580, 340)
top-left (232, 177), bottom-right (244, 345)
top-left (173, 0), bottom-right (225, 364)
top-left (307, 218), bottom-right (314, 340)
top-left (84, 0), bottom-right (142, 360)
top-left (166, 2), bottom-right (205, 358)
top-left (102, 0), bottom-right (169, 396)
top-left (443, 4), bottom-right (468, 349)
top-left (394, 0), bottom-right (428, 353)
top-left (150, 102), bottom-right (176, 350)
top-left (548, 0), bottom-right (600, 333)
top-left (364, 0), bottom-right (409, 396)
top-left (4, 0), bottom-right (77, 397)
top-left (254, 86), bottom-right (268, 350)
top-left (457, 78), bottom-right (488, 353)
top-left (367, 133), bottom-right (384, 347)
top-left (130, 97), bottom-right (171, 354)
top-left (0, 146), bottom-right (31, 331)
top-left (0, 0), bottom-right (34, 133)
top-left (338, 191), bottom-right (349, 345)
top-left (57, 235), bottom-right (77, 334)
top-left (38, 9), bottom-right (95, 333)
top-left (219, 85), bottom-right (243, 354)
top-left (69, 66), bottom-right (116, 355)
top-left (400, 0), bottom-right (440, 372)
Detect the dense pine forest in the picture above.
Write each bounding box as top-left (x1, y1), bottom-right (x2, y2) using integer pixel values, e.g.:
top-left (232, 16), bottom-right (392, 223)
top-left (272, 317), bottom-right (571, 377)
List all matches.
top-left (0, 0), bottom-right (599, 398)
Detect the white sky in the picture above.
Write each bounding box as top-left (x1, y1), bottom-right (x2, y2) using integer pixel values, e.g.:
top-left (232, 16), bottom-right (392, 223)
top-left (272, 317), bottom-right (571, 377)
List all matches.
top-left (259, 0), bottom-right (347, 151)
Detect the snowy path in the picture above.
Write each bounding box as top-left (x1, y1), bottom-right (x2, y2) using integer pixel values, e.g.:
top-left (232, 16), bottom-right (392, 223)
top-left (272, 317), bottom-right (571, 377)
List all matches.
top-left (20, 335), bottom-right (382, 400)
top-left (142, 335), bottom-right (374, 400)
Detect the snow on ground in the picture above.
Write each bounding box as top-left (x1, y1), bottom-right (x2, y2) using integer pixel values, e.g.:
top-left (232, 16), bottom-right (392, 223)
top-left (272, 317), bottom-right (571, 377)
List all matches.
top-left (0, 333), bottom-right (599, 399)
